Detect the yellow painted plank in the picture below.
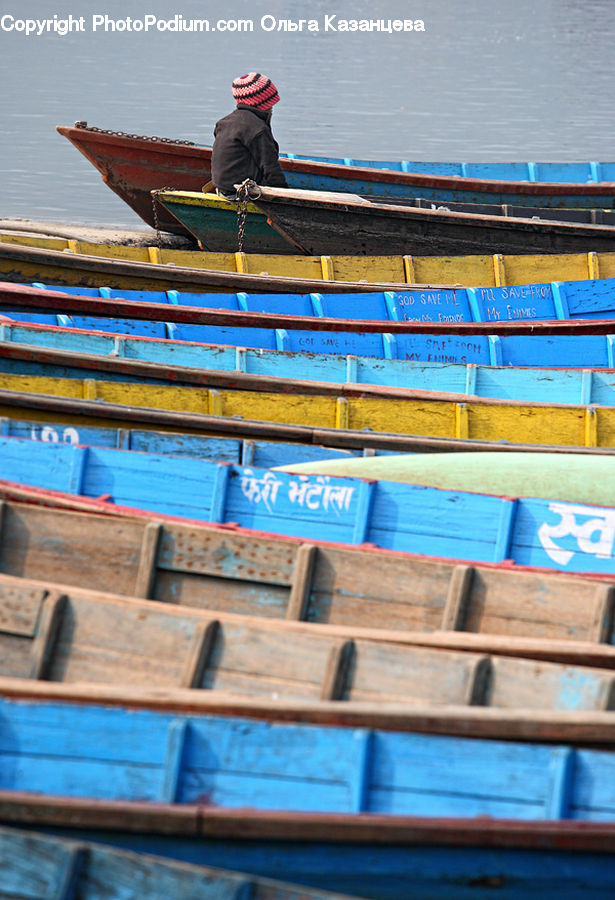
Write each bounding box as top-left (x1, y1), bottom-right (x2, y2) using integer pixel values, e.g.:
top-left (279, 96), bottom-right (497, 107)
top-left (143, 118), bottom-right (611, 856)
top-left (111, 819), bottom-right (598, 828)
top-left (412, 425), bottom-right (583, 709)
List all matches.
top-left (219, 389), bottom-right (336, 427)
top-left (8, 230), bottom-right (615, 288)
top-left (70, 241), bottom-right (150, 262)
top-left (234, 253), bottom-right (323, 279)
top-left (331, 256), bottom-right (406, 284)
top-left (596, 253), bottom-right (615, 279)
top-left (96, 381), bottom-right (211, 414)
top-left (0, 234), bottom-right (69, 251)
top-left (0, 375), bottom-right (85, 399)
top-left (1, 373), bottom-right (614, 448)
top-left (157, 248), bottom-right (238, 271)
top-left (467, 404), bottom-right (586, 446)
top-left (501, 253), bottom-right (591, 286)
top-left (346, 397), bottom-right (457, 438)
top-left (412, 255), bottom-right (499, 288)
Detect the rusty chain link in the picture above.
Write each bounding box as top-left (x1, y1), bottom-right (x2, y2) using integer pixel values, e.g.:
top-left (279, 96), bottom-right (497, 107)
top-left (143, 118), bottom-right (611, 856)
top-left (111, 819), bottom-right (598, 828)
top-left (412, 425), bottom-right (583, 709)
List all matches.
top-left (235, 179), bottom-right (262, 253)
top-left (73, 121), bottom-right (196, 146)
top-left (150, 187), bottom-right (175, 249)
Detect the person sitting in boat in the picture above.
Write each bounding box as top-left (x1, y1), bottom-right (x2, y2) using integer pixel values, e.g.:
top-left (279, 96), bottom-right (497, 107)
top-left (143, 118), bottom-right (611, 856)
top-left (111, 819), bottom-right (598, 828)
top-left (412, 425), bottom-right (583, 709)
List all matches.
top-left (211, 73), bottom-right (288, 200)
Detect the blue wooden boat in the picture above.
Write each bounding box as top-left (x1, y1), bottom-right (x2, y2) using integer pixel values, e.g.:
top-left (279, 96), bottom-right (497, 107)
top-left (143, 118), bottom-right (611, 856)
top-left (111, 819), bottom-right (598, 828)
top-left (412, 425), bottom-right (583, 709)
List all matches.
top-left (10, 695), bottom-right (610, 817)
top-left (2, 696), bottom-right (615, 899)
top-left (1, 436), bottom-right (615, 573)
top-left (7, 314), bottom-right (615, 406)
top-left (0, 824), bottom-right (361, 900)
top-left (1, 277), bottom-right (615, 380)
top-left (21, 272), bottom-right (615, 324)
top-left (0, 415), bottom-right (373, 465)
top-left (57, 124), bottom-right (615, 241)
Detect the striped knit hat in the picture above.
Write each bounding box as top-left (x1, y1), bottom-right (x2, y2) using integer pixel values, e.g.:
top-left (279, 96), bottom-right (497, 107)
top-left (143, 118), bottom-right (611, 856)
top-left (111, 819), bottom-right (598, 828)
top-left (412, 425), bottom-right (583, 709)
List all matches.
top-left (232, 73), bottom-right (280, 110)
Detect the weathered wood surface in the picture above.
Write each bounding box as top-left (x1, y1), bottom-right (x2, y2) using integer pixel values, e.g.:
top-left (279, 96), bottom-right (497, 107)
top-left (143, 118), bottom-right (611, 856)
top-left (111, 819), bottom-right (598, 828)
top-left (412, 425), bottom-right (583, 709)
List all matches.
top-left (3, 694), bottom-right (615, 821)
top-left (2, 572), bottom-right (615, 713)
top-left (6, 675), bottom-right (615, 744)
top-left (2, 390), bottom-right (615, 457)
top-left (4, 368), bottom-right (615, 450)
top-left (4, 439), bottom-right (615, 573)
top-left (0, 238), bottom-right (429, 295)
top-left (7, 281), bottom-right (615, 335)
top-left (251, 187), bottom-right (615, 257)
top-left (5, 802), bottom-right (615, 900)
top-left (1, 498), bottom-right (614, 643)
top-left (0, 824), bottom-right (357, 900)
top-left (7, 229), bottom-right (615, 289)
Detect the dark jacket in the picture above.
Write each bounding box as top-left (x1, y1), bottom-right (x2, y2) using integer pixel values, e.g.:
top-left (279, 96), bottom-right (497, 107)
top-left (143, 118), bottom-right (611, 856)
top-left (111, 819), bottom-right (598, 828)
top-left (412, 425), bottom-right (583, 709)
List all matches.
top-left (211, 105), bottom-right (288, 195)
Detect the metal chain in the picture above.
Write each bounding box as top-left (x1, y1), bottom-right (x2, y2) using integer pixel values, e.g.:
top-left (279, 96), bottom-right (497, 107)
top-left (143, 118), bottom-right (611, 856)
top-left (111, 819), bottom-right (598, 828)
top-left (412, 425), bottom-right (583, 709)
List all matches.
top-left (235, 179), bottom-right (262, 253)
top-left (73, 121), bottom-right (195, 146)
top-left (151, 187), bottom-right (175, 249)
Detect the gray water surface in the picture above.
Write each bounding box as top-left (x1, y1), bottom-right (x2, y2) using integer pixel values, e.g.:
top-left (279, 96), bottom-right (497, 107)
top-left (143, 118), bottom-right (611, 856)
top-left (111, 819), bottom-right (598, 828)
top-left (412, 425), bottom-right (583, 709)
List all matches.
top-left (1, 0), bottom-right (614, 225)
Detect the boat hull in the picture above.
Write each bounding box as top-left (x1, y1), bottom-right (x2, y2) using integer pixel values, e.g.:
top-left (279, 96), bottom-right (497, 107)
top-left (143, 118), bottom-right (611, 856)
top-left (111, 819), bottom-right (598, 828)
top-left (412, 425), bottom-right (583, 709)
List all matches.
top-left (252, 189), bottom-right (615, 257)
top-left (11, 818), bottom-right (615, 900)
top-left (57, 125), bottom-right (615, 238)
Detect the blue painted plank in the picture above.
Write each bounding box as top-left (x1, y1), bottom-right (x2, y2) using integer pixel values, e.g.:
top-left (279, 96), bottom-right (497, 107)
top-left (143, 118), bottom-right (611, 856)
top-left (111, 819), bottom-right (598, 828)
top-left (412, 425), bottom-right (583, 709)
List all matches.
top-left (511, 498), bottom-right (615, 576)
top-left (1, 311), bottom-right (59, 324)
top-left (225, 467), bottom-right (357, 544)
top-left (560, 278), bottom-right (615, 318)
top-left (81, 446), bottom-right (218, 519)
top-left (38, 828), bottom-right (615, 900)
top-left (59, 316), bottom-right (169, 339)
top-left (240, 293), bottom-right (315, 317)
top-left (315, 293), bottom-right (392, 321)
top-left (387, 289), bottom-right (473, 324)
top-left (171, 291), bottom-right (241, 310)
top-left (533, 162), bottom-right (595, 183)
top-left (366, 481), bottom-right (505, 562)
top-left (498, 335), bottom-right (610, 368)
top-left (5, 697), bottom-right (615, 823)
top-left (102, 288), bottom-right (170, 304)
top-left (395, 334), bottom-right (492, 365)
top-left (278, 330), bottom-right (387, 357)
top-left (171, 324), bottom-right (278, 349)
top-left (468, 284), bottom-right (556, 323)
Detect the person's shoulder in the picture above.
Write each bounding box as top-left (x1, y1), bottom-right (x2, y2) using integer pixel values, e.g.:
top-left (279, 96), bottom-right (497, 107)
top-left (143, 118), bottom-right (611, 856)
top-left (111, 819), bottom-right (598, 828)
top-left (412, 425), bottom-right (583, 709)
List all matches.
top-left (214, 109), bottom-right (239, 129)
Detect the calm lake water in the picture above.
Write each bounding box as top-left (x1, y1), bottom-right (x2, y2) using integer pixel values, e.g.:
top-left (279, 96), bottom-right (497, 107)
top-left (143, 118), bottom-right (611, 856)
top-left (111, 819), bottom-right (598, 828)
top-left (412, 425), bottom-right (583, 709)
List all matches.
top-left (1, 0), bottom-right (615, 226)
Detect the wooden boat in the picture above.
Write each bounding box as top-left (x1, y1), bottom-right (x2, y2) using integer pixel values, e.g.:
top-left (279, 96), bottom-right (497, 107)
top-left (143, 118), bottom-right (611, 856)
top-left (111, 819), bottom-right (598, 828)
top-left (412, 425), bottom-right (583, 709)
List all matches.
top-left (7, 320), bottom-right (615, 422)
top-left (7, 310), bottom-right (615, 401)
top-left (156, 191), bottom-right (301, 254)
top-left (2, 490), bottom-right (614, 644)
top-left (4, 230), bottom-right (615, 290)
top-left (0, 825), bottom-right (360, 900)
top-left (0, 237), bottom-right (421, 295)
top-left (2, 389), bottom-right (613, 459)
top-left (2, 359), bottom-right (615, 452)
top-left (1, 693), bottom-right (615, 900)
top-left (0, 414), bottom-right (372, 465)
top-left (156, 188), bottom-right (615, 257)
top-left (240, 187), bottom-right (615, 257)
top-left (3, 692), bottom-right (615, 820)
top-left (5, 571), bottom-right (615, 715)
top-left (3, 803), bottom-right (615, 900)
top-left (56, 123), bottom-right (615, 238)
top-left (1, 438), bottom-right (615, 573)
top-left (21, 269), bottom-right (615, 326)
